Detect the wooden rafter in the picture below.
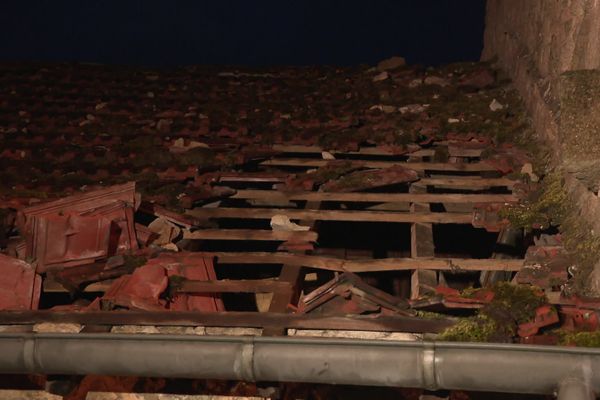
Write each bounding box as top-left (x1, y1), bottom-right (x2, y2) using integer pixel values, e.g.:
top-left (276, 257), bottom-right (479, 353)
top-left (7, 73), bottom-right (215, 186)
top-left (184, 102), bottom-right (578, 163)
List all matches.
top-left (0, 311), bottom-right (454, 333)
top-left (409, 185), bottom-right (438, 299)
top-left (265, 200), bottom-right (321, 335)
top-left (231, 190), bottom-right (516, 204)
top-left (187, 207), bottom-right (473, 224)
top-left (261, 158), bottom-right (496, 171)
top-left (271, 144), bottom-right (483, 157)
top-left (207, 252), bottom-right (524, 272)
top-left (183, 229), bottom-right (318, 242)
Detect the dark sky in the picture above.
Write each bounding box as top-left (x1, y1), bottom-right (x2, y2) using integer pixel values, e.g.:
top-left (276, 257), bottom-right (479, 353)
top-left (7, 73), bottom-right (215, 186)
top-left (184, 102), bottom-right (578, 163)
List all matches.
top-left (0, 0), bottom-right (487, 67)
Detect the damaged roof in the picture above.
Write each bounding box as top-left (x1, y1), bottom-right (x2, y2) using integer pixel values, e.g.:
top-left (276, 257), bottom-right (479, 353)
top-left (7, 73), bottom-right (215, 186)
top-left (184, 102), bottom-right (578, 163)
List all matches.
top-left (0, 60), bottom-right (526, 209)
top-left (0, 59), bottom-right (595, 360)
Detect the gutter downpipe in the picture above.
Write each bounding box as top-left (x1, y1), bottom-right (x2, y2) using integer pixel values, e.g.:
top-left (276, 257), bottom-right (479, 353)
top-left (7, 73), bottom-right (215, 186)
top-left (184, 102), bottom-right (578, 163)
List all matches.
top-left (0, 333), bottom-right (598, 398)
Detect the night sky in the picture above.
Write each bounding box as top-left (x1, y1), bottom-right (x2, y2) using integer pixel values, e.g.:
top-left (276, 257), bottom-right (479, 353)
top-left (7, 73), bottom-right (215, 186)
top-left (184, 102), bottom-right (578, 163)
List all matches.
top-left (0, 0), bottom-right (487, 67)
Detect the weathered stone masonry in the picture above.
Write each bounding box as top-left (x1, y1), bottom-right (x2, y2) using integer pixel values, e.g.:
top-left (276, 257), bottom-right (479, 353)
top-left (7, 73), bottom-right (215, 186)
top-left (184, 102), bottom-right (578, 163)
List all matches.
top-left (483, 0), bottom-right (600, 293)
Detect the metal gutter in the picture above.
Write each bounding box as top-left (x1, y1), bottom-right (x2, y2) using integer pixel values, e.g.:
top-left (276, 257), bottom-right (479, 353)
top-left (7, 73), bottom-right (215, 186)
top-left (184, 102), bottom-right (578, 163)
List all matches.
top-left (0, 333), bottom-right (598, 397)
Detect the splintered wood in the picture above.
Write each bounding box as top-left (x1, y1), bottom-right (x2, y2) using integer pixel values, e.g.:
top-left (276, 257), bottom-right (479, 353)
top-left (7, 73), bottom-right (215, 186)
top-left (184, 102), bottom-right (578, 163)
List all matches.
top-left (180, 144), bottom-right (522, 310)
top-left (2, 137), bottom-right (524, 338)
top-left (25, 144), bottom-right (523, 335)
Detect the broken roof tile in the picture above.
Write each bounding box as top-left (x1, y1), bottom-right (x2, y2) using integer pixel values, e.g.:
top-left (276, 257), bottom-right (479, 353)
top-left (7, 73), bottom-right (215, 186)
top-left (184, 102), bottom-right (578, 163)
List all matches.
top-left (102, 252), bottom-right (224, 312)
top-left (320, 165), bottom-right (419, 192)
top-left (0, 253), bottom-right (41, 310)
top-left (299, 272), bottom-right (412, 316)
top-left (17, 182), bottom-right (137, 272)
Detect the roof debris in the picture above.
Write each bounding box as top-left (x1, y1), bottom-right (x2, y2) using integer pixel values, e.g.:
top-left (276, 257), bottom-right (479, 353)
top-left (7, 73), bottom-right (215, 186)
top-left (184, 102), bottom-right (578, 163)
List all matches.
top-left (270, 215), bottom-right (311, 232)
top-left (0, 253), bottom-right (40, 310)
top-left (0, 59), bottom-right (596, 371)
top-left (320, 165), bottom-right (419, 192)
top-left (299, 272), bottom-right (412, 316)
top-left (16, 182), bottom-right (138, 272)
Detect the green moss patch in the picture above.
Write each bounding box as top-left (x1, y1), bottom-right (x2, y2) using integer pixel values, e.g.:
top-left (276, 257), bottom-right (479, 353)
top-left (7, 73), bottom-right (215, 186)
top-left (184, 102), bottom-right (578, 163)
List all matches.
top-left (439, 315), bottom-right (499, 342)
top-left (439, 283), bottom-right (547, 342)
top-left (502, 169), bottom-right (600, 295)
top-left (500, 172), bottom-right (567, 229)
top-left (559, 331), bottom-right (600, 347)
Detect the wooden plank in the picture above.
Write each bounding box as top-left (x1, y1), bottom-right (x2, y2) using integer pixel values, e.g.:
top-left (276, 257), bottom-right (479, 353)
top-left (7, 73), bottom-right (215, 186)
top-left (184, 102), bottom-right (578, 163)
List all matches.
top-left (410, 148), bottom-right (483, 158)
top-left (267, 264), bottom-right (302, 312)
top-left (260, 158), bottom-right (495, 171)
top-left (409, 185), bottom-right (438, 299)
top-left (45, 279), bottom-right (291, 294)
top-left (0, 311), bottom-right (454, 333)
top-left (271, 144), bottom-right (482, 158)
top-left (411, 222), bottom-right (435, 258)
top-left (87, 393), bottom-right (266, 400)
top-left (232, 190), bottom-right (516, 204)
top-left (219, 174), bottom-right (287, 183)
top-left (266, 200), bottom-right (321, 334)
top-left (217, 175), bottom-right (515, 188)
top-left (138, 202), bottom-right (202, 229)
top-left (418, 177), bottom-right (515, 188)
top-left (183, 229), bottom-right (318, 242)
top-left (187, 207), bottom-right (473, 224)
top-left (209, 252), bottom-right (525, 272)
top-left (179, 279), bottom-right (290, 293)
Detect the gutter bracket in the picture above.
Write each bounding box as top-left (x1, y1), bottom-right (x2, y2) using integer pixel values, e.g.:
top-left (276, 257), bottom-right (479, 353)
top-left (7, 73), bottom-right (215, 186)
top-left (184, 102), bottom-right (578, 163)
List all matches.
top-left (557, 377), bottom-right (595, 400)
top-left (237, 339), bottom-right (256, 382)
top-left (422, 342), bottom-right (437, 390)
top-left (22, 337), bottom-right (36, 373)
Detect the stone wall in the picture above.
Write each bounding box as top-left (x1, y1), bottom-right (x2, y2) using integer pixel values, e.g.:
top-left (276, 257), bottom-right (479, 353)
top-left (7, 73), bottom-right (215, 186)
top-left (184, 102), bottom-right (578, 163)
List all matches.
top-left (483, 0), bottom-right (600, 78)
top-left (483, 0), bottom-right (600, 294)
top-left (483, 0), bottom-right (600, 173)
